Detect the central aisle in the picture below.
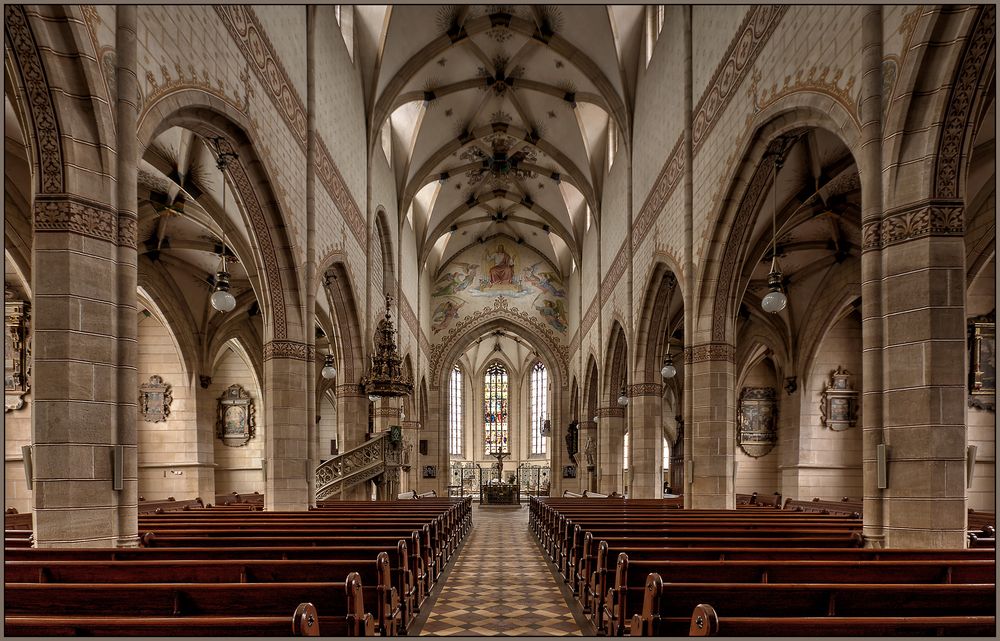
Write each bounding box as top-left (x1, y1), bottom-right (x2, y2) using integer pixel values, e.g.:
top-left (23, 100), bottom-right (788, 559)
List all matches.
top-left (418, 504), bottom-right (584, 636)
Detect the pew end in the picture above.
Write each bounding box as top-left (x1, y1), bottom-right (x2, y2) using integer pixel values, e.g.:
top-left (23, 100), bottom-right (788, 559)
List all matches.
top-left (688, 604), bottom-right (719, 637)
top-left (293, 602), bottom-right (320, 637)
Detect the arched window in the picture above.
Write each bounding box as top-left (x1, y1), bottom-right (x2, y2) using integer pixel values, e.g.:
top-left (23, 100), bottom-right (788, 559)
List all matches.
top-left (662, 437), bottom-right (670, 470)
top-left (530, 362), bottom-right (548, 455)
top-left (449, 366), bottom-right (462, 456)
top-left (484, 362), bottom-right (509, 455)
top-left (623, 430), bottom-right (630, 470)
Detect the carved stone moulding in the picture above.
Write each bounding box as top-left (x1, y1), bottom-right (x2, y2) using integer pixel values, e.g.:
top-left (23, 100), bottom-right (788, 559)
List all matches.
top-left (738, 386), bottom-right (777, 458)
top-left (968, 313), bottom-right (995, 412)
top-left (821, 366), bottom-right (859, 431)
top-left (217, 384), bottom-right (256, 447)
top-left (5, 298), bottom-right (30, 412)
top-left (139, 375), bottom-right (172, 422)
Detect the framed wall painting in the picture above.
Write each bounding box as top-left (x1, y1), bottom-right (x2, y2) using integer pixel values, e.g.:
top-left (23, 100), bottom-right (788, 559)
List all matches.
top-left (217, 384), bottom-right (256, 447)
top-left (969, 313), bottom-right (996, 412)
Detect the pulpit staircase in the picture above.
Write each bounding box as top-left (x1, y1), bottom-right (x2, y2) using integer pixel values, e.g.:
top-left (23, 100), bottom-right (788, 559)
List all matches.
top-left (315, 431), bottom-right (408, 500)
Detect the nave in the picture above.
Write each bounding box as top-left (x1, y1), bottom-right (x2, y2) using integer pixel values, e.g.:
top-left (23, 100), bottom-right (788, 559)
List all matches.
top-left (416, 505), bottom-right (585, 637)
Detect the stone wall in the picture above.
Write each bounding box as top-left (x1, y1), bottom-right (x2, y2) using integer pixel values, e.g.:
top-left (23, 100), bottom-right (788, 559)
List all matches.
top-left (796, 312), bottom-right (864, 501)
top-left (735, 360), bottom-right (780, 496)
top-left (209, 345), bottom-right (265, 495)
top-left (966, 256), bottom-right (996, 511)
top-left (136, 313), bottom-right (201, 499)
top-left (4, 393), bottom-right (32, 514)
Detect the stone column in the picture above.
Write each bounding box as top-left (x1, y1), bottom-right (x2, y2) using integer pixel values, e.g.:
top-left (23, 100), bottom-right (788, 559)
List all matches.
top-left (304, 5), bottom-right (318, 507)
top-left (596, 406), bottom-right (625, 493)
top-left (628, 385), bottom-right (663, 498)
top-left (858, 5), bottom-right (886, 546)
top-left (428, 386), bottom-right (448, 497)
top-left (263, 347), bottom-right (310, 510)
top-left (681, 4), bottom-right (696, 508)
top-left (30, 5), bottom-right (139, 547)
top-left (194, 378), bottom-right (219, 501)
top-left (579, 419), bottom-right (598, 492)
top-left (112, 4), bottom-right (140, 546)
top-left (337, 383), bottom-right (368, 451)
top-left (399, 419), bottom-right (421, 494)
top-left (686, 343), bottom-right (736, 509)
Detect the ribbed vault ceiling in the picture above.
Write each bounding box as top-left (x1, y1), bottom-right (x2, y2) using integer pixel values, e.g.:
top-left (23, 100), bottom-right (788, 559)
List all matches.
top-left (357, 5), bottom-right (645, 279)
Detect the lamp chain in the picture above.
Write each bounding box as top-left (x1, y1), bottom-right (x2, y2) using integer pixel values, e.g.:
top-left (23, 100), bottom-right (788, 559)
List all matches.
top-left (771, 154), bottom-right (781, 273)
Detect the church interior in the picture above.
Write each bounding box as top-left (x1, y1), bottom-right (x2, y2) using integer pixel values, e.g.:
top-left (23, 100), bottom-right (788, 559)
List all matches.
top-left (3, 3), bottom-right (997, 637)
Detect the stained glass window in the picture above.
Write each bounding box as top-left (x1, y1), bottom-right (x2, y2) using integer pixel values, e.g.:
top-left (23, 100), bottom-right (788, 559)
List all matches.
top-left (530, 362), bottom-right (548, 455)
top-left (484, 362), bottom-right (509, 455)
top-left (449, 366), bottom-right (462, 456)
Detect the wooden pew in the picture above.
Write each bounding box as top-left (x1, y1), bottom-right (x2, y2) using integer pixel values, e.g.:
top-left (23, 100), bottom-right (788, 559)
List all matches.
top-left (5, 602), bottom-right (322, 636)
top-left (139, 530), bottom-right (432, 603)
top-left (5, 509), bottom-right (32, 530)
top-left (627, 576), bottom-right (995, 636)
top-left (782, 497), bottom-right (863, 518)
top-left (6, 554), bottom-right (402, 635)
top-left (137, 496), bottom-right (206, 514)
top-left (684, 603), bottom-right (996, 637)
top-left (5, 575), bottom-right (377, 636)
top-left (583, 544), bottom-right (995, 629)
top-left (561, 519), bottom-right (862, 580)
top-left (6, 543), bottom-right (417, 633)
top-left (604, 557), bottom-right (996, 635)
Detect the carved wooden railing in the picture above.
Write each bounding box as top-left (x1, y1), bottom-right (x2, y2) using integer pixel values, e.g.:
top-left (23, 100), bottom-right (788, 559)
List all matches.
top-left (316, 432), bottom-right (390, 500)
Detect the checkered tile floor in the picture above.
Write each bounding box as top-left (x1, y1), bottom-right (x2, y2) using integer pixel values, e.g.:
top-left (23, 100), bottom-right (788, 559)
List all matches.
top-left (418, 505), bottom-right (583, 636)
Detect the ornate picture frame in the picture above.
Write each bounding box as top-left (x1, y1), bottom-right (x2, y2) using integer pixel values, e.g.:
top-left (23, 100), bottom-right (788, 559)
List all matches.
top-left (968, 313), bottom-right (996, 412)
top-left (5, 298), bottom-right (30, 412)
top-left (562, 464), bottom-right (577, 479)
top-left (821, 366), bottom-right (859, 431)
top-left (139, 375), bottom-right (172, 422)
top-left (422, 465), bottom-right (437, 479)
top-left (737, 387), bottom-right (777, 457)
top-left (217, 384), bottom-right (256, 447)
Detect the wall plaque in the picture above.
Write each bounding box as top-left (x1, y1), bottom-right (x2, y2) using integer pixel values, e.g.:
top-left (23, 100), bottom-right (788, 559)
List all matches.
top-left (217, 384), bottom-right (256, 446)
top-left (821, 366), bottom-right (859, 431)
top-left (139, 375), bottom-right (172, 422)
top-left (968, 313), bottom-right (995, 412)
top-left (5, 298), bottom-right (30, 412)
top-left (737, 387), bottom-right (777, 457)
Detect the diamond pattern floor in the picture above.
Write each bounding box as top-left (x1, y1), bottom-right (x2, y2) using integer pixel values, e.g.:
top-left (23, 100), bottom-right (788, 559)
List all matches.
top-left (418, 505), bottom-right (582, 636)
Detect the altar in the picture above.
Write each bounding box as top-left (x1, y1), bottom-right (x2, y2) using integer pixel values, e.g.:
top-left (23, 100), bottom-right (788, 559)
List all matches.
top-left (480, 482), bottom-right (520, 505)
top-left (480, 450), bottom-right (520, 505)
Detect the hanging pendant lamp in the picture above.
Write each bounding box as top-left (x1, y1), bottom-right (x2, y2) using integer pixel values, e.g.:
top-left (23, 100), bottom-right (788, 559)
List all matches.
top-left (761, 154), bottom-right (787, 314)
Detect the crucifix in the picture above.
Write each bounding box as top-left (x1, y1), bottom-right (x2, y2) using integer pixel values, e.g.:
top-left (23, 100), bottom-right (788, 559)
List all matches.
top-left (492, 449), bottom-right (510, 482)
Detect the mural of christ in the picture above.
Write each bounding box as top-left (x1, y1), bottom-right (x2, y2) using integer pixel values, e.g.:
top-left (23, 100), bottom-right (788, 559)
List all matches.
top-left (487, 244), bottom-right (515, 286)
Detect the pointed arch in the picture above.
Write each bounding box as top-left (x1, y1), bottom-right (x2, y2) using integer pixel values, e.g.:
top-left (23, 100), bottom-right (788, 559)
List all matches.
top-left (604, 321), bottom-right (628, 405)
top-left (322, 262), bottom-right (365, 385)
top-left (636, 261), bottom-right (684, 384)
top-left (696, 99), bottom-right (862, 344)
top-left (138, 96), bottom-right (306, 345)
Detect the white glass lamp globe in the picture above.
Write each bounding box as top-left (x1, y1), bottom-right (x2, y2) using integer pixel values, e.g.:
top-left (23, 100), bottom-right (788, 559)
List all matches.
top-left (211, 272), bottom-right (237, 313)
top-left (321, 359), bottom-right (337, 380)
top-left (761, 289), bottom-right (787, 313)
top-left (661, 362), bottom-right (677, 379)
top-left (617, 393), bottom-right (629, 407)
